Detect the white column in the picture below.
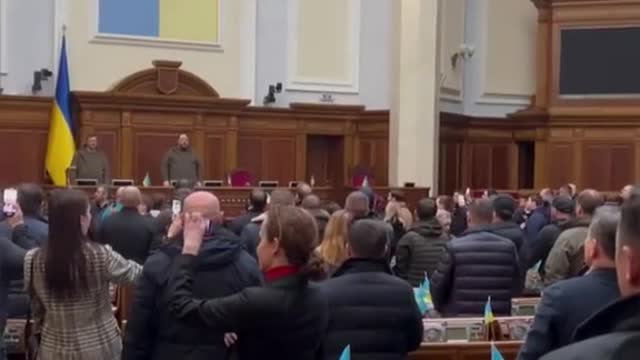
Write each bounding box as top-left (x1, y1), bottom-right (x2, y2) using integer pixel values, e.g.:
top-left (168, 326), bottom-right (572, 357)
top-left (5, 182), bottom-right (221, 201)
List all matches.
top-left (389, 0), bottom-right (441, 189)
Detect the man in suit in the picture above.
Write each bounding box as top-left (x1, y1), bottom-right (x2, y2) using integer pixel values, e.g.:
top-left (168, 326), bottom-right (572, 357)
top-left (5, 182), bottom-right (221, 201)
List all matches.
top-left (228, 188), bottom-right (267, 236)
top-left (319, 219), bottom-right (423, 359)
top-left (71, 135), bottom-right (111, 184)
top-left (541, 199), bottom-right (640, 360)
top-left (431, 199), bottom-right (520, 316)
top-left (295, 182), bottom-right (312, 206)
top-left (240, 189), bottom-right (295, 258)
top-left (161, 134), bottom-right (202, 187)
top-left (98, 186), bottom-right (156, 264)
top-left (122, 191), bottom-right (262, 360)
top-left (518, 206), bottom-right (621, 360)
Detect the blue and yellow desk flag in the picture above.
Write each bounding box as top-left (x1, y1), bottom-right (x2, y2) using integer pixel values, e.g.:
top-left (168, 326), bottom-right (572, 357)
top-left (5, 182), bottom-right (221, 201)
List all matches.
top-left (45, 35), bottom-right (75, 186)
top-left (338, 345), bottom-right (350, 360)
top-left (491, 342), bottom-right (505, 360)
top-left (484, 296), bottom-right (495, 324)
top-left (414, 273), bottom-right (434, 315)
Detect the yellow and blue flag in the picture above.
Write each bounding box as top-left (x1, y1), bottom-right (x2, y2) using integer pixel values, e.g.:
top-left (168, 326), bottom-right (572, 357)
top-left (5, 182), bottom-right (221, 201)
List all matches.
top-left (414, 273), bottom-right (434, 315)
top-left (338, 345), bottom-right (350, 360)
top-left (484, 296), bottom-right (495, 324)
top-left (491, 342), bottom-right (505, 360)
top-left (45, 35), bottom-right (75, 185)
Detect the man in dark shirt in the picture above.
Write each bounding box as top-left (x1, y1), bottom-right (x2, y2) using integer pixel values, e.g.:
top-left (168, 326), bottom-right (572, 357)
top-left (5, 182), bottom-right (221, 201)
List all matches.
top-left (228, 188), bottom-right (267, 236)
top-left (98, 186), bottom-right (156, 264)
top-left (518, 206), bottom-right (621, 360)
top-left (71, 135), bottom-right (111, 184)
top-left (161, 134), bottom-right (202, 187)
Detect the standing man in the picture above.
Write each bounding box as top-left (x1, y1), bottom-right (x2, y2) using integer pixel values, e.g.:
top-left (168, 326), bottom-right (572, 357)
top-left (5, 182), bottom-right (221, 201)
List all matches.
top-left (161, 134), bottom-right (201, 187)
top-left (319, 220), bottom-right (423, 359)
top-left (71, 135), bottom-right (111, 184)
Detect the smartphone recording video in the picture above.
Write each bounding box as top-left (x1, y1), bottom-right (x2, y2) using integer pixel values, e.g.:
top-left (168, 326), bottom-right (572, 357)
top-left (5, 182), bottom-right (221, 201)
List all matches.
top-left (3, 188), bottom-right (18, 217)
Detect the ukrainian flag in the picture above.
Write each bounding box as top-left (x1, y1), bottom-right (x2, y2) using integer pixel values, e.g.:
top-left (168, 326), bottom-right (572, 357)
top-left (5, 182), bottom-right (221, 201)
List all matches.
top-left (484, 296), bottom-right (495, 324)
top-left (45, 35), bottom-right (75, 186)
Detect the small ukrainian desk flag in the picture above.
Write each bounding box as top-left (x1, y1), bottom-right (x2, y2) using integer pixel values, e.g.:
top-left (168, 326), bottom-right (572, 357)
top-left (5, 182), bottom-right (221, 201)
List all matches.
top-left (45, 35), bottom-right (75, 186)
top-left (414, 273), bottom-right (434, 315)
top-left (338, 345), bottom-right (350, 360)
top-left (491, 342), bottom-right (505, 360)
top-left (484, 296), bottom-right (495, 324)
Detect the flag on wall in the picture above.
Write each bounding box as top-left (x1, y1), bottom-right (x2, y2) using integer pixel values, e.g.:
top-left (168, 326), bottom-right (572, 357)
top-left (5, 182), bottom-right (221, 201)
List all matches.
top-left (45, 35), bottom-right (76, 186)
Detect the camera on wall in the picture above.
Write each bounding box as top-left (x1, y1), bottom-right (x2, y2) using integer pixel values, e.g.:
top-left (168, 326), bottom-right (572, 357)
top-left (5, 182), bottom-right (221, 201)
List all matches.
top-left (263, 82), bottom-right (282, 105)
top-left (32, 68), bottom-right (53, 94)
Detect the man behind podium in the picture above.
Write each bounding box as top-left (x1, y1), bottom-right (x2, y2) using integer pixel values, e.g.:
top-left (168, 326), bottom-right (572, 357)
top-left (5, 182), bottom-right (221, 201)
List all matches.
top-left (71, 135), bottom-right (110, 184)
top-left (161, 134), bottom-right (201, 187)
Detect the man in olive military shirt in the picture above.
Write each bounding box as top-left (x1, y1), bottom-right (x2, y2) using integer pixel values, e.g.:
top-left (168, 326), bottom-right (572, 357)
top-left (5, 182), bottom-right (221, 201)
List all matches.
top-left (161, 134), bottom-right (202, 187)
top-left (71, 135), bottom-right (111, 184)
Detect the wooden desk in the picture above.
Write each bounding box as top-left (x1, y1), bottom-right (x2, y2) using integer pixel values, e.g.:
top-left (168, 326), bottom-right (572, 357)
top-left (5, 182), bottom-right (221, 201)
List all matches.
top-left (44, 186), bottom-right (430, 217)
top-left (410, 341), bottom-right (522, 360)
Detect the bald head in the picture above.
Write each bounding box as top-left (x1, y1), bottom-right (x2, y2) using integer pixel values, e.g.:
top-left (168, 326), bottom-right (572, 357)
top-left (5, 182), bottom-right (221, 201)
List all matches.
top-left (576, 189), bottom-right (604, 217)
top-left (184, 191), bottom-right (221, 222)
top-left (296, 182), bottom-right (312, 204)
top-left (345, 191), bottom-right (370, 219)
top-left (301, 194), bottom-right (321, 210)
top-left (121, 186), bottom-right (142, 208)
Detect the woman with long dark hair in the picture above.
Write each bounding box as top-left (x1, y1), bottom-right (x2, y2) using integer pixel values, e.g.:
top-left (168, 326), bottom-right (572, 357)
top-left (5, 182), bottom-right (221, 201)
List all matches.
top-left (24, 189), bottom-right (142, 360)
top-left (169, 205), bottom-right (328, 359)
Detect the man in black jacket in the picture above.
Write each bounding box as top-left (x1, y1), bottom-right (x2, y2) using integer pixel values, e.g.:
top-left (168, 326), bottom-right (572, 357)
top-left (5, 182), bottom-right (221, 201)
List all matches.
top-left (541, 198), bottom-right (640, 360)
top-left (301, 195), bottom-right (330, 240)
top-left (524, 195), bottom-right (574, 271)
top-left (518, 206), bottom-right (621, 360)
top-left (319, 219), bottom-right (423, 360)
top-left (228, 188), bottom-right (266, 236)
top-left (240, 189), bottom-right (295, 258)
top-left (487, 194), bottom-right (525, 252)
top-left (122, 191), bottom-right (262, 360)
top-left (431, 199), bottom-right (520, 316)
top-left (395, 198), bottom-right (448, 285)
top-left (98, 186), bottom-right (156, 264)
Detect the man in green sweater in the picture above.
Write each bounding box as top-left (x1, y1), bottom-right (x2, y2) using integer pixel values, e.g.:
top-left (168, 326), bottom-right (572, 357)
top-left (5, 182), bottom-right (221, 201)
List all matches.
top-left (71, 135), bottom-right (111, 184)
top-left (161, 134), bottom-right (202, 187)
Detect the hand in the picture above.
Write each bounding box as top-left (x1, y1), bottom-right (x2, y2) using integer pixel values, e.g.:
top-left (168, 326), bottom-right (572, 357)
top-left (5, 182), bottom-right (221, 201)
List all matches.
top-left (163, 181), bottom-right (170, 187)
top-left (167, 216), bottom-right (183, 239)
top-left (182, 212), bottom-right (205, 255)
top-left (7, 204), bottom-right (24, 228)
top-left (224, 332), bottom-right (238, 347)
top-left (456, 194), bottom-right (466, 208)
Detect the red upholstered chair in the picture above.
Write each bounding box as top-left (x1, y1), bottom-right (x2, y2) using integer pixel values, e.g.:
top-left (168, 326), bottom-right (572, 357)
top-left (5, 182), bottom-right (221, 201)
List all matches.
top-left (229, 169), bottom-right (253, 187)
top-left (351, 165), bottom-right (374, 187)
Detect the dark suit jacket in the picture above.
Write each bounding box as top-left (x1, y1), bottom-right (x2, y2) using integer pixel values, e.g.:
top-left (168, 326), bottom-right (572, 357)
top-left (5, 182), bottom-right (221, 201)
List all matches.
top-left (540, 294), bottom-right (640, 360)
top-left (98, 207), bottom-right (157, 264)
top-left (518, 268), bottom-right (620, 360)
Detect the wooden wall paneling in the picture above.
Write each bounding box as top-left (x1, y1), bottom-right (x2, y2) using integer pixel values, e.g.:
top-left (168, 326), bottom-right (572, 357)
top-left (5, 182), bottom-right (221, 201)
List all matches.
top-left (491, 144), bottom-right (511, 189)
top-left (343, 122), bottom-right (356, 186)
top-left (263, 138), bottom-right (297, 185)
top-left (93, 130), bottom-right (119, 180)
top-left (120, 112), bottom-right (134, 179)
top-left (582, 143), bottom-right (610, 190)
top-left (225, 116), bottom-right (239, 175)
top-left (236, 136), bottom-right (264, 182)
top-left (546, 142), bottom-right (574, 189)
top-left (0, 129), bottom-right (48, 185)
top-left (192, 113), bottom-right (206, 169)
top-left (204, 134), bottom-right (226, 180)
top-left (610, 144), bottom-right (634, 190)
top-left (470, 144), bottom-right (492, 189)
top-left (133, 132), bottom-right (180, 185)
top-left (295, 131), bottom-right (307, 181)
top-left (438, 141), bottom-right (462, 195)
top-left (327, 137), bottom-right (345, 187)
top-left (374, 137), bottom-right (389, 185)
top-left (306, 136), bottom-right (329, 186)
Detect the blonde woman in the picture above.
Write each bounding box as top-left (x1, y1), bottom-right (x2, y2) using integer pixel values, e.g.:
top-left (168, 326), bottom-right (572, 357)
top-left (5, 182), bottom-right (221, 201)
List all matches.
top-left (317, 210), bottom-right (351, 275)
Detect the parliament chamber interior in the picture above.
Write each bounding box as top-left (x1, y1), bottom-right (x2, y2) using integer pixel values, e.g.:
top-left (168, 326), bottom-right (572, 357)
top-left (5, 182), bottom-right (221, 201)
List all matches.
top-left (1, 0), bottom-right (640, 359)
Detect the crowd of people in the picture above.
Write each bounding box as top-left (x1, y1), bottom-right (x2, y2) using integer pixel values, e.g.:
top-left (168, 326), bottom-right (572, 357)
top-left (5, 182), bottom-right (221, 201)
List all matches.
top-left (0, 181), bottom-right (639, 359)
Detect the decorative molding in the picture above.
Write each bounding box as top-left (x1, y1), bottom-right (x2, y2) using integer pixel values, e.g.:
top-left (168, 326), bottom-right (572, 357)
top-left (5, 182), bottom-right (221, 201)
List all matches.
top-left (88, 0), bottom-right (225, 52)
top-left (0, 0), bottom-right (8, 75)
top-left (286, 0), bottom-right (361, 94)
top-left (477, 92), bottom-right (531, 106)
top-left (440, 86), bottom-right (463, 103)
